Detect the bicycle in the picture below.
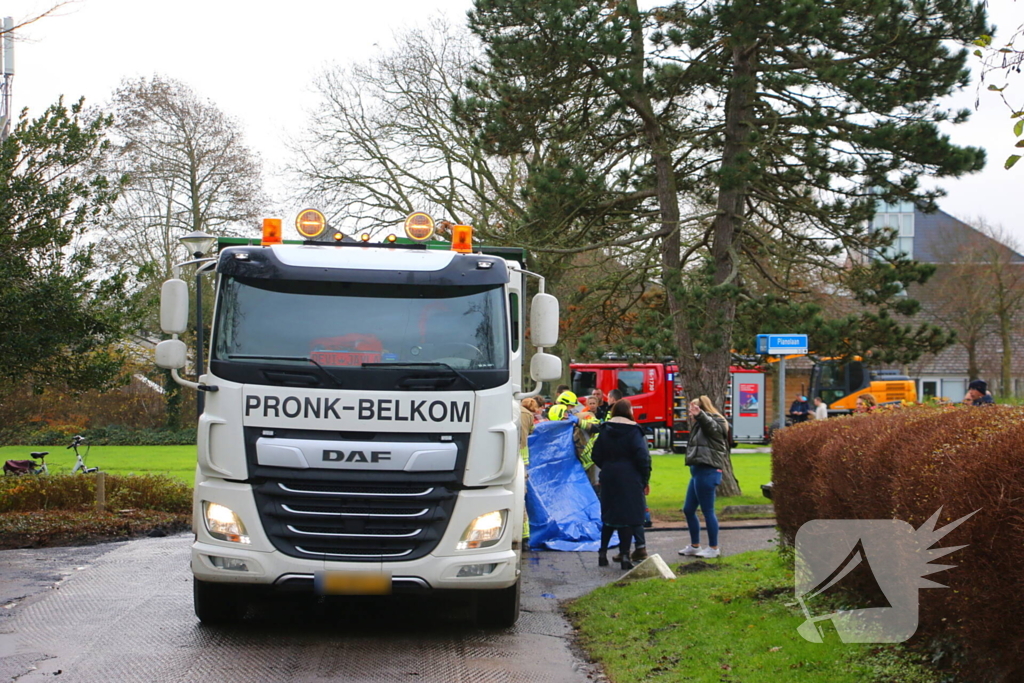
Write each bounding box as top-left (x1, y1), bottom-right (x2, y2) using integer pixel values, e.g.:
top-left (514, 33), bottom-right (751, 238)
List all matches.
top-left (3, 450), bottom-right (49, 476)
top-left (69, 435), bottom-right (99, 474)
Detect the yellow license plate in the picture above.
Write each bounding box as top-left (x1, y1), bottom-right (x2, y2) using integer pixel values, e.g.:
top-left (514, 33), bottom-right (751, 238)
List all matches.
top-left (315, 570), bottom-right (392, 595)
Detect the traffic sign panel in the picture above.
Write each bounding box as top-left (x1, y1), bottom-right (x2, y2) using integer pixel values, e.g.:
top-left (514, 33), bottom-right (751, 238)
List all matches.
top-left (756, 334), bottom-right (808, 355)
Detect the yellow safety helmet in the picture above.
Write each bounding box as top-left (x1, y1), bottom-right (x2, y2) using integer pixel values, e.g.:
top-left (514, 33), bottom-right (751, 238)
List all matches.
top-left (556, 391), bottom-right (578, 406)
top-left (548, 404), bottom-right (568, 421)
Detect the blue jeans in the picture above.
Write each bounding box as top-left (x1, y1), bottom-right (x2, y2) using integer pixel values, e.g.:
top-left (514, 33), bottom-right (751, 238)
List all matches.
top-left (683, 465), bottom-right (722, 547)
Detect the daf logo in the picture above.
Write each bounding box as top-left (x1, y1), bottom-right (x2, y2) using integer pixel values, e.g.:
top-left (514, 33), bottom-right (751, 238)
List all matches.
top-left (322, 449), bottom-right (391, 464)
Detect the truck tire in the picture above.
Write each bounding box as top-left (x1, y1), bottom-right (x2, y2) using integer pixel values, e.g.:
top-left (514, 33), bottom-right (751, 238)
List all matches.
top-left (476, 578), bottom-right (521, 628)
top-left (193, 577), bottom-right (247, 625)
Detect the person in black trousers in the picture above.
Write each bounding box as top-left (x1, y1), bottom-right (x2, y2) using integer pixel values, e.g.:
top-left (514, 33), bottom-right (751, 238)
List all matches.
top-left (591, 399), bottom-right (652, 570)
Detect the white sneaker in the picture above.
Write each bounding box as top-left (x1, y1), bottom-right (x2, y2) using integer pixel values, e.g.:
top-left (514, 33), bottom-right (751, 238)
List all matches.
top-left (696, 546), bottom-right (721, 558)
top-left (678, 545), bottom-right (702, 556)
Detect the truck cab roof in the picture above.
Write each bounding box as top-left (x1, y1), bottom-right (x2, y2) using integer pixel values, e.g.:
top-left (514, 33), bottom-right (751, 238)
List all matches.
top-left (216, 242), bottom-right (510, 287)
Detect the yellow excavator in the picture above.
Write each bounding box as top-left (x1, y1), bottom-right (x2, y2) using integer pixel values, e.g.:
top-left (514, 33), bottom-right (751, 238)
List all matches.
top-left (808, 358), bottom-right (917, 413)
top-left (766, 355), bottom-right (917, 414)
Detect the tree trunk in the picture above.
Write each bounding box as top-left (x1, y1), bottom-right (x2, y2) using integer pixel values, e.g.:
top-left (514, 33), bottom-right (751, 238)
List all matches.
top-left (1000, 313), bottom-right (1013, 397)
top-left (699, 40), bottom-right (758, 498)
top-left (967, 337), bottom-right (979, 382)
top-left (623, 2), bottom-right (753, 496)
top-left (718, 449), bottom-right (740, 498)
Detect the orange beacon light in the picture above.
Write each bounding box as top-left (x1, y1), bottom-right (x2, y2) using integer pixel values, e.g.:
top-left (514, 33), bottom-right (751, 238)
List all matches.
top-left (262, 218), bottom-right (283, 246)
top-left (450, 224), bottom-right (473, 253)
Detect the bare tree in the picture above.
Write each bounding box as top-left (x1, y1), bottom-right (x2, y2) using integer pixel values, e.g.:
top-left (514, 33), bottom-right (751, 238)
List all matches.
top-left (926, 218), bottom-right (1024, 393)
top-left (97, 75), bottom-right (265, 319)
top-left (0, 2), bottom-right (75, 34)
top-left (927, 262), bottom-right (994, 382)
top-left (289, 18), bottom-right (516, 237)
top-left (288, 18), bottom-right (681, 367)
top-left (288, 18), bottom-right (694, 263)
top-left (976, 223), bottom-right (1024, 394)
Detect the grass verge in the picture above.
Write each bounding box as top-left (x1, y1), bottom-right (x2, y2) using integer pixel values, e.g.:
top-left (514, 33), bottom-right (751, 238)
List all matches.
top-left (566, 550), bottom-right (941, 683)
top-left (648, 452), bottom-right (772, 521)
top-left (0, 445), bottom-right (197, 484)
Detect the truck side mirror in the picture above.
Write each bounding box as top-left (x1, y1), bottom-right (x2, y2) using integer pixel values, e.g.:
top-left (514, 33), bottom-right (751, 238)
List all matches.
top-left (530, 352), bottom-right (562, 383)
top-left (530, 293), bottom-right (559, 348)
top-left (155, 339), bottom-right (188, 370)
top-left (161, 279), bottom-right (189, 335)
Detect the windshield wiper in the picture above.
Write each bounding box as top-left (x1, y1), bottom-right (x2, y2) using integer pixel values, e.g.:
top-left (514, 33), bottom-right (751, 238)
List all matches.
top-left (362, 361), bottom-right (480, 391)
top-left (226, 354), bottom-right (343, 389)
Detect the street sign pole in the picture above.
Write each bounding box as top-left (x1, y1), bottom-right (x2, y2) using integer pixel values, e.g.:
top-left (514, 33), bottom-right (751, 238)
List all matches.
top-left (777, 356), bottom-right (787, 429)
top-left (756, 334), bottom-right (807, 430)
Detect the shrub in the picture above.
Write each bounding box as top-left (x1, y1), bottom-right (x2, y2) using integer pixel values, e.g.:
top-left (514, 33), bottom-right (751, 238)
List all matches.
top-left (0, 474), bottom-right (96, 511)
top-left (13, 425), bottom-right (195, 446)
top-left (77, 425), bottom-right (196, 446)
top-left (0, 473), bottom-right (192, 514)
top-left (0, 509), bottom-right (190, 550)
top-left (0, 369), bottom-right (199, 444)
top-left (772, 406), bottom-right (1024, 682)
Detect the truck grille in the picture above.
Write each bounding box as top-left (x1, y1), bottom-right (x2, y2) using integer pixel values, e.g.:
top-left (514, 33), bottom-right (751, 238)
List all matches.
top-left (253, 480), bottom-right (457, 562)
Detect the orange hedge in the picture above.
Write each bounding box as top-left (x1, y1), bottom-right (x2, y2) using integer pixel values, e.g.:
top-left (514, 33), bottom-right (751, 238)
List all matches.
top-left (772, 406), bottom-right (1024, 682)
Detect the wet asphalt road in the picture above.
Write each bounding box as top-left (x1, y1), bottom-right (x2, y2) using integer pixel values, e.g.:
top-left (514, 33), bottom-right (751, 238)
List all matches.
top-left (0, 525), bottom-right (776, 682)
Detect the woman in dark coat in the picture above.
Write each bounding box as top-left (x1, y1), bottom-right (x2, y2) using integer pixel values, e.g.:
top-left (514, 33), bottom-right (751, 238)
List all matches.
top-left (591, 400), bottom-right (651, 570)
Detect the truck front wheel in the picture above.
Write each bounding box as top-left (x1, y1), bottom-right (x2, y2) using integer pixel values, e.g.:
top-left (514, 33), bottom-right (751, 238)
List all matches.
top-left (194, 577), bottom-right (248, 624)
top-left (475, 578), bottom-right (521, 628)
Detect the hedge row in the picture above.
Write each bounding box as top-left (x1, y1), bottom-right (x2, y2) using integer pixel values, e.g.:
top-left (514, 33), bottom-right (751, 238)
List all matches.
top-left (0, 509), bottom-right (191, 550)
top-left (0, 473), bottom-right (192, 514)
top-left (11, 425), bottom-right (196, 446)
top-left (772, 406), bottom-right (1024, 682)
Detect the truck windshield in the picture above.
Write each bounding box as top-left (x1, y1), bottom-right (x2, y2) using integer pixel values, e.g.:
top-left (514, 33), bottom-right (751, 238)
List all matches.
top-left (212, 277), bottom-right (508, 381)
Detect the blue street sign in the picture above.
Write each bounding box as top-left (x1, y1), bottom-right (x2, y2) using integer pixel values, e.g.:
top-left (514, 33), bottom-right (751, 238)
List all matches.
top-left (756, 334), bottom-right (808, 355)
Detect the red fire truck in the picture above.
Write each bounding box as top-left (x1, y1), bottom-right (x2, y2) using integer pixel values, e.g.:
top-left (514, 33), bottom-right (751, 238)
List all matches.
top-left (569, 361), bottom-right (768, 450)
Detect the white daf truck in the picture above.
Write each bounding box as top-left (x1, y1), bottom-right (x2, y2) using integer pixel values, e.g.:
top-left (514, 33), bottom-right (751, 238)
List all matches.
top-left (155, 211), bottom-right (561, 626)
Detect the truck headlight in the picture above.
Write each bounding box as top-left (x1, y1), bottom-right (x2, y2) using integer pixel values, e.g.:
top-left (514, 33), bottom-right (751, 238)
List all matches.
top-left (457, 510), bottom-right (507, 550)
top-left (203, 501), bottom-right (250, 544)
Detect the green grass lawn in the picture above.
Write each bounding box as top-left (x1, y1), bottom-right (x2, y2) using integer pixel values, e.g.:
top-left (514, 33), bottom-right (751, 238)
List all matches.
top-left (647, 451), bottom-right (772, 521)
top-left (567, 549), bottom-right (939, 683)
top-left (0, 445), bottom-right (196, 484)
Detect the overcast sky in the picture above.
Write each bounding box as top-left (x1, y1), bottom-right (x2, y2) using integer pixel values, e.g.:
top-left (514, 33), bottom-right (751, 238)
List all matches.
top-left (3, 0), bottom-right (1022, 244)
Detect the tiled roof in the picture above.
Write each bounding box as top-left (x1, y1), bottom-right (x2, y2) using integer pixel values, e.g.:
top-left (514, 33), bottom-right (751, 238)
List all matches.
top-left (914, 208), bottom-right (1024, 264)
top-left (902, 294), bottom-right (1024, 377)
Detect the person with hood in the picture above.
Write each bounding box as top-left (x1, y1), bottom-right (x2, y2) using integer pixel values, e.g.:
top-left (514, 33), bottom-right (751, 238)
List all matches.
top-left (678, 395), bottom-right (730, 559)
top-left (964, 379), bottom-right (996, 406)
top-left (591, 400), bottom-right (652, 570)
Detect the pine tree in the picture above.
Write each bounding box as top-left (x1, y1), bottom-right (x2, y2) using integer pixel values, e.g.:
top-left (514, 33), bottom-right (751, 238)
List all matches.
top-left (0, 99), bottom-right (138, 392)
top-left (466, 0), bottom-right (987, 495)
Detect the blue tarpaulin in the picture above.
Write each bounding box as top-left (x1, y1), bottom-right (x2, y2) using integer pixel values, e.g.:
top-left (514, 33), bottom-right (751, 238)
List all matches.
top-left (526, 420), bottom-right (602, 551)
